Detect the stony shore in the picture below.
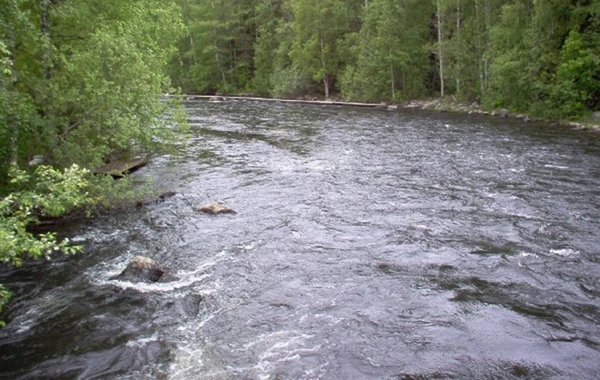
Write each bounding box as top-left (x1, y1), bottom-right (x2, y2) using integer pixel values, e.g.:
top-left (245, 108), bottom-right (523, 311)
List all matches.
top-left (402, 98), bottom-right (600, 133)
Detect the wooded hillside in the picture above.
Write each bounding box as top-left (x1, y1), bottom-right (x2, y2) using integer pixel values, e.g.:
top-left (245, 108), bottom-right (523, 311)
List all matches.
top-left (169, 0), bottom-right (600, 120)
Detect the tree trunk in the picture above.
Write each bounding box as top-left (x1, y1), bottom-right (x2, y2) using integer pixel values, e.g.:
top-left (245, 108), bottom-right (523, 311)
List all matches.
top-left (39, 0), bottom-right (52, 148)
top-left (211, 1), bottom-right (227, 90)
top-left (455, 0), bottom-right (461, 97)
top-left (190, 35), bottom-right (197, 66)
top-left (475, 0), bottom-right (484, 97)
top-left (183, 1), bottom-right (197, 67)
top-left (484, 0), bottom-right (491, 95)
top-left (40, 0), bottom-right (52, 81)
top-left (319, 35), bottom-right (329, 98)
top-left (390, 62), bottom-right (395, 100)
top-left (437, 0), bottom-right (445, 98)
top-left (7, 21), bottom-right (18, 168)
top-left (214, 36), bottom-right (227, 89)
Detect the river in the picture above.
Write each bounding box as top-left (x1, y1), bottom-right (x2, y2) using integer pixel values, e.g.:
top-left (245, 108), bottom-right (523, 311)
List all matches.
top-left (1, 100), bottom-right (600, 379)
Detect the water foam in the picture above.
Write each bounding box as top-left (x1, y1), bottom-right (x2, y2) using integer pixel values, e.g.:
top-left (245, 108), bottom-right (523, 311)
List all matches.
top-left (88, 250), bottom-right (228, 293)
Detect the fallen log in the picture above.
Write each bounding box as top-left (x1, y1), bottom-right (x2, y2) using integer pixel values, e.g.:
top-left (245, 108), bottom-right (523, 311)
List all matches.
top-left (181, 95), bottom-right (389, 109)
top-left (94, 158), bottom-right (148, 178)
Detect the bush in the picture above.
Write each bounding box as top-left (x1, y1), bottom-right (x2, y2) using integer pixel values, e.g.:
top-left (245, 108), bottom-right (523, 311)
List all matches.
top-left (0, 164), bottom-right (94, 323)
top-left (549, 30), bottom-right (600, 119)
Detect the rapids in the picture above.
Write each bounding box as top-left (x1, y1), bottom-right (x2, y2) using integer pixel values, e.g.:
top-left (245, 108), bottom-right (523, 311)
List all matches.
top-left (1, 100), bottom-right (600, 379)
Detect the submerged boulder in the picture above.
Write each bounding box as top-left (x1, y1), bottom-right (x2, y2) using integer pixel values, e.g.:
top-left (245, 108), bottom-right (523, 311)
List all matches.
top-left (193, 203), bottom-right (237, 215)
top-left (113, 256), bottom-right (174, 283)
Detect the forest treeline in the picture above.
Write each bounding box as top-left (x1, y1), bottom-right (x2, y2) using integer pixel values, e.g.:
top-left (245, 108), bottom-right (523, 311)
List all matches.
top-left (169, 0), bottom-right (600, 120)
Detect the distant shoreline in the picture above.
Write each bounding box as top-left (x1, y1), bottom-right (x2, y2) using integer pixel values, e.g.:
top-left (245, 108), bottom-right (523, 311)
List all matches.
top-left (170, 94), bottom-right (600, 133)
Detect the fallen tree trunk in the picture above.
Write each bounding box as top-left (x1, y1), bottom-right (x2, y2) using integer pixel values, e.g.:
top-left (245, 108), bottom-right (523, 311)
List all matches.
top-left (94, 159), bottom-right (148, 178)
top-left (180, 95), bottom-right (390, 108)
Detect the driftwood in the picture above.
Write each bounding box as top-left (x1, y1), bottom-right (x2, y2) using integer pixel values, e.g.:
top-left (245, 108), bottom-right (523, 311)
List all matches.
top-left (94, 158), bottom-right (148, 178)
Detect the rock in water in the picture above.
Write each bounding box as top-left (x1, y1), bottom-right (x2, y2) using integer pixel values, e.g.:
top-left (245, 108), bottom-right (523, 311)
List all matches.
top-left (136, 191), bottom-right (178, 207)
top-left (115, 256), bottom-right (166, 283)
top-left (498, 108), bottom-right (510, 118)
top-left (193, 203), bottom-right (237, 215)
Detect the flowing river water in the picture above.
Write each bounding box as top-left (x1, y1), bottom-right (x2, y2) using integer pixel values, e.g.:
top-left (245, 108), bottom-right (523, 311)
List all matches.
top-left (1, 100), bottom-right (600, 379)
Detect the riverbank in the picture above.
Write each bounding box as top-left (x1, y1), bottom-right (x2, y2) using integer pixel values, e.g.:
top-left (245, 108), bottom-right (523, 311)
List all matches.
top-left (402, 97), bottom-right (600, 133)
top-left (178, 94), bottom-right (600, 133)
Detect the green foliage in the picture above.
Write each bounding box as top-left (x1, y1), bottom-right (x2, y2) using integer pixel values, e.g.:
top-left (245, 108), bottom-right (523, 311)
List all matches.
top-left (170, 0), bottom-right (258, 94)
top-left (0, 0), bottom-right (186, 176)
top-left (0, 285), bottom-right (9, 327)
top-left (0, 0), bottom-right (187, 325)
top-left (481, 0), bottom-right (600, 118)
top-left (484, 1), bottom-right (538, 111)
top-left (0, 164), bottom-right (94, 325)
top-left (548, 30), bottom-right (600, 118)
top-left (0, 162), bottom-right (160, 324)
top-left (168, 0), bottom-right (599, 118)
top-left (252, 0), bottom-right (286, 95)
top-left (289, 0), bottom-right (351, 97)
top-left (270, 66), bottom-right (315, 98)
top-left (48, 0), bottom-right (186, 167)
top-left (0, 165), bottom-right (92, 268)
top-left (341, 0), bottom-right (432, 102)
top-left (0, 41), bottom-right (9, 76)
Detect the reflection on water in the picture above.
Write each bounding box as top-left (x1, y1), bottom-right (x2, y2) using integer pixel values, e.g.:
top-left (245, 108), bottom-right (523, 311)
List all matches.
top-left (1, 100), bottom-right (600, 379)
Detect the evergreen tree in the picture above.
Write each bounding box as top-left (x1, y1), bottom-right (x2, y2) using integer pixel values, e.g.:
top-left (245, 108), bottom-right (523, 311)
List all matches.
top-left (252, 0), bottom-right (286, 95)
top-left (485, 0), bottom-right (537, 110)
top-left (171, 0), bottom-right (257, 94)
top-left (289, 0), bottom-right (351, 98)
top-left (168, 0), bottom-right (598, 116)
top-left (341, 0), bottom-right (432, 102)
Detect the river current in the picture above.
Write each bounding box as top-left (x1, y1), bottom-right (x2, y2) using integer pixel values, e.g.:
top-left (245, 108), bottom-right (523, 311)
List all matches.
top-left (1, 100), bottom-right (600, 379)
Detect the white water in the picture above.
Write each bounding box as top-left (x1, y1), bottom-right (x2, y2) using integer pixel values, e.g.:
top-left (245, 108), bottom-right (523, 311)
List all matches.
top-left (2, 101), bottom-right (600, 379)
